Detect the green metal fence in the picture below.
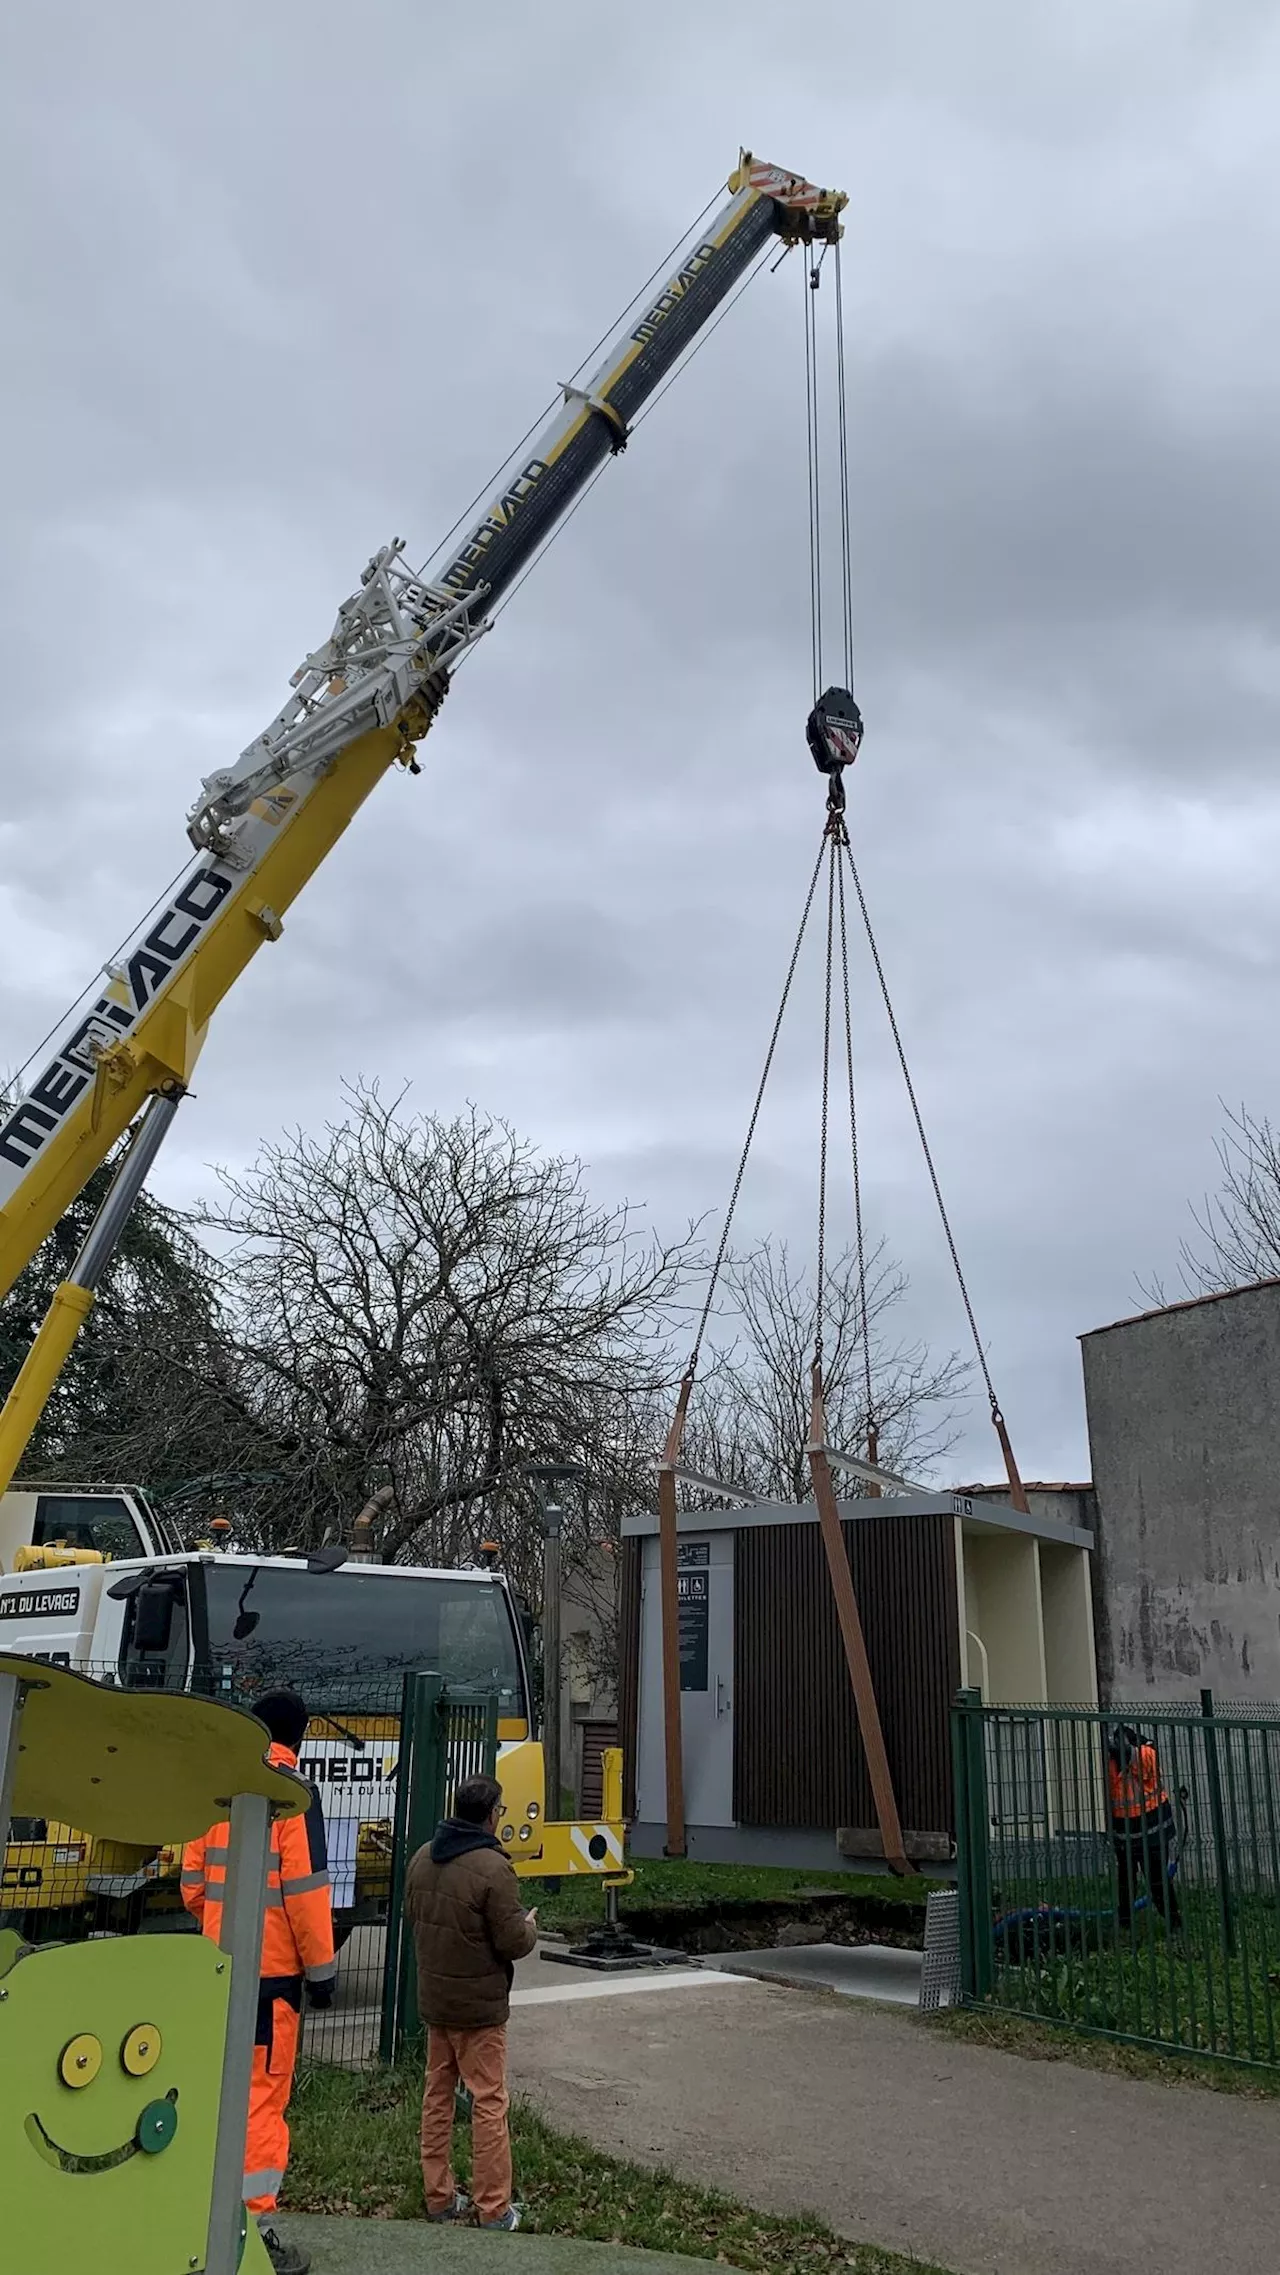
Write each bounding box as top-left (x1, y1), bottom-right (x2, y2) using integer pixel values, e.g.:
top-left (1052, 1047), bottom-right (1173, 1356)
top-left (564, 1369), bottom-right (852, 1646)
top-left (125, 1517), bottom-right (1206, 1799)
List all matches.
top-left (375, 1674), bottom-right (499, 2067)
top-left (952, 1688), bottom-right (1280, 2073)
top-left (0, 1659), bottom-right (496, 2072)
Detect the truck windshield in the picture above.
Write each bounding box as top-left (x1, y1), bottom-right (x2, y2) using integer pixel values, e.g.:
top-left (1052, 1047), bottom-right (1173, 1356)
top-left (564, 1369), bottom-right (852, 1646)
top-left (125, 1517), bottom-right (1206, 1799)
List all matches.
top-left (197, 1564), bottom-right (524, 1714)
top-left (33, 1494), bottom-right (148, 1561)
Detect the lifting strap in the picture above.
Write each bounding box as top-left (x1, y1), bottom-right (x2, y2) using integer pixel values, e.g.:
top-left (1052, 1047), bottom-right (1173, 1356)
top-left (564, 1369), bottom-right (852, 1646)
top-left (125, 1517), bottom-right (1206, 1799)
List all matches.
top-left (808, 1361), bottom-right (907, 1874)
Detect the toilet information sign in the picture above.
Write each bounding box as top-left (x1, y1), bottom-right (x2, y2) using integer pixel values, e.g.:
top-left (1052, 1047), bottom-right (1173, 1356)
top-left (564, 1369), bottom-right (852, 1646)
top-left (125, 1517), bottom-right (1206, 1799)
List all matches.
top-left (677, 1540), bottom-right (710, 1691)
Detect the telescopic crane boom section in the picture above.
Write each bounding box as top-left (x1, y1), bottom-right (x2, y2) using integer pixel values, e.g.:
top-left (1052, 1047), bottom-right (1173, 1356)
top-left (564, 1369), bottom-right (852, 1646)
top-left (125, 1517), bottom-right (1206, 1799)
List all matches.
top-left (0, 155), bottom-right (846, 1321)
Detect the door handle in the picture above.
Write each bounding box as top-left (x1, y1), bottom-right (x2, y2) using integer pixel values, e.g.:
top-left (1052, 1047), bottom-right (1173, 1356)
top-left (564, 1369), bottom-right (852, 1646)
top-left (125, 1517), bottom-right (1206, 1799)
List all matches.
top-left (715, 1676), bottom-right (731, 1717)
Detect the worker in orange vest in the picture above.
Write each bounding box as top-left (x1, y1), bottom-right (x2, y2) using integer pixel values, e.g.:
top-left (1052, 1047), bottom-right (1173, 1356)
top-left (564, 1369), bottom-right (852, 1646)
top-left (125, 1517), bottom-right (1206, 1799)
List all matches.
top-left (182, 1690), bottom-right (337, 2275)
top-left (1107, 1724), bottom-right (1181, 1933)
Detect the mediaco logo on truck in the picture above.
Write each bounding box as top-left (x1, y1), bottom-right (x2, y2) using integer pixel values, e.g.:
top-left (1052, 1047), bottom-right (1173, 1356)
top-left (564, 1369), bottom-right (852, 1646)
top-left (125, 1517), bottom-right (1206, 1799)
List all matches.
top-left (0, 863), bottom-right (236, 1179)
top-left (300, 1741), bottom-right (400, 1796)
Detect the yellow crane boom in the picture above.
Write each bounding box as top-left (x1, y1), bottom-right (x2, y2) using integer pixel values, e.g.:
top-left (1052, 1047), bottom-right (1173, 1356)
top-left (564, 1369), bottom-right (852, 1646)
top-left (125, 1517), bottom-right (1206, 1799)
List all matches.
top-left (0, 152), bottom-right (846, 1493)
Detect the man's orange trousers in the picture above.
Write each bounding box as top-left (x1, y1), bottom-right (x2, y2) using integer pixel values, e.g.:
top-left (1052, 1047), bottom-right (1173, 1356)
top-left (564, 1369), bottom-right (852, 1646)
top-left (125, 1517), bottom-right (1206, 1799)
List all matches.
top-left (421, 2025), bottom-right (512, 2225)
top-left (244, 1992), bottom-right (302, 2215)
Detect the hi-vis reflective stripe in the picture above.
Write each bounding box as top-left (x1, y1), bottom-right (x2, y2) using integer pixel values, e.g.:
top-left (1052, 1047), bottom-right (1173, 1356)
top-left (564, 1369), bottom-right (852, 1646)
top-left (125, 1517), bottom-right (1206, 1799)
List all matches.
top-left (180, 1868), bottom-right (204, 1887)
top-left (243, 2168), bottom-right (284, 2198)
top-left (568, 1824), bottom-right (624, 1874)
top-left (200, 1875), bottom-right (285, 1909)
top-left (306, 1956), bottom-right (339, 1984)
top-left (280, 1870), bottom-right (330, 1897)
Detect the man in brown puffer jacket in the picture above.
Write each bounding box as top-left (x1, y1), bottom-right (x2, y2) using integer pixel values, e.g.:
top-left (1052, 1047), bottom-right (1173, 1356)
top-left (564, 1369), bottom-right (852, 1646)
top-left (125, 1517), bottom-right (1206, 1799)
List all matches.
top-left (405, 1774), bottom-right (538, 2230)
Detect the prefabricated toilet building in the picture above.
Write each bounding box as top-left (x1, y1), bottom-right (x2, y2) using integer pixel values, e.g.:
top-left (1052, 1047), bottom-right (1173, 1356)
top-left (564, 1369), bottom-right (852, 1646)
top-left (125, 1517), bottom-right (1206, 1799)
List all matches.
top-left (619, 1489), bottom-right (1098, 1871)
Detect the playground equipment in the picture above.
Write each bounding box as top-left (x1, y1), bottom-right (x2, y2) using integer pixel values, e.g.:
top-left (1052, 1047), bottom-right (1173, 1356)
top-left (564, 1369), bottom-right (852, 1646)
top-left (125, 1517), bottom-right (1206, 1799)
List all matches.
top-left (0, 1650), bottom-right (308, 2274)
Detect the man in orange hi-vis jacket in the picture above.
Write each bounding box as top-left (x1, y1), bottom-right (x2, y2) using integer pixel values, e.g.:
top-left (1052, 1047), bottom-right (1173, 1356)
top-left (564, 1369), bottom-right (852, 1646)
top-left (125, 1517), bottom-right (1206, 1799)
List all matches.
top-left (183, 1689), bottom-right (336, 2275)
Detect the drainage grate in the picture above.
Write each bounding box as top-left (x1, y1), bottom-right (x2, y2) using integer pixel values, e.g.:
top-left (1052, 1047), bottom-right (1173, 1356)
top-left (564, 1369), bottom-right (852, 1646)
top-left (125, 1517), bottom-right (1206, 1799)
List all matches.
top-left (918, 1887), bottom-right (960, 2010)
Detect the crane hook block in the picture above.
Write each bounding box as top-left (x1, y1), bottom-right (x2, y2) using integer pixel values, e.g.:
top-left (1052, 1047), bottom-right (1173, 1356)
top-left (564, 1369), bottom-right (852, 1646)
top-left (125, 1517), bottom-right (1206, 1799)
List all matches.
top-left (806, 686), bottom-right (864, 776)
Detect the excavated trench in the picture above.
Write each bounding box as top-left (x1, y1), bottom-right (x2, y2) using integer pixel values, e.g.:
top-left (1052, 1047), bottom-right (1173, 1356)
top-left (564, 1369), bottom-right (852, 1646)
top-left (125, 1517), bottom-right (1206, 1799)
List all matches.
top-left (606, 1888), bottom-right (927, 1955)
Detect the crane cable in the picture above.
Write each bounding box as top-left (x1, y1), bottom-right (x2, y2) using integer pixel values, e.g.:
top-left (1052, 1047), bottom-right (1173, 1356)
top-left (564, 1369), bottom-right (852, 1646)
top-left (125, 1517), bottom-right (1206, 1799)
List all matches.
top-left (678, 829), bottom-right (830, 1390)
top-left (471, 236), bottom-right (778, 652)
top-left (808, 239), bottom-right (1025, 1499)
top-left (808, 235), bottom-right (872, 1414)
top-left (803, 253), bottom-right (824, 703)
top-left (662, 216), bottom-right (1026, 1505)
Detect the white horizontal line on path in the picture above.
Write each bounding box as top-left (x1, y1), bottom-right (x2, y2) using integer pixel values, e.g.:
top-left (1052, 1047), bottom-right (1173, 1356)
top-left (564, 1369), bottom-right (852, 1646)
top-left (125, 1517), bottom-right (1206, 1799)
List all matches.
top-left (511, 1969), bottom-right (748, 2007)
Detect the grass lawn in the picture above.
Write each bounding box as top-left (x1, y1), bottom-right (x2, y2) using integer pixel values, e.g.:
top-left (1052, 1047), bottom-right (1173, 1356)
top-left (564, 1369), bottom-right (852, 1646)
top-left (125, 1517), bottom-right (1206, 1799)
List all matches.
top-left (927, 2003), bottom-right (1280, 2097)
top-left (523, 1857), bottom-right (935, 1938)
top-left (289, 2062), bottom-right (953, 2275)
top-left (982, 1885), bottom-right (1280, 2073)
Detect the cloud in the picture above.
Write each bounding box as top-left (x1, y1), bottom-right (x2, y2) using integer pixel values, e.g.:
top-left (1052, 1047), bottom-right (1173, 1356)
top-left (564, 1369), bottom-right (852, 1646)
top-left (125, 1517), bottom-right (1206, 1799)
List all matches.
top-left (5, 0), bottom-right (1280, 1482)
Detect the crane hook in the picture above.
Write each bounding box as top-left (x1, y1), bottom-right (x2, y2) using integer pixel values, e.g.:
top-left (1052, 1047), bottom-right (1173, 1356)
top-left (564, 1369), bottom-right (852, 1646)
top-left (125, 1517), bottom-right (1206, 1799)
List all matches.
top-left (807, 685), bottom-right (863, 777)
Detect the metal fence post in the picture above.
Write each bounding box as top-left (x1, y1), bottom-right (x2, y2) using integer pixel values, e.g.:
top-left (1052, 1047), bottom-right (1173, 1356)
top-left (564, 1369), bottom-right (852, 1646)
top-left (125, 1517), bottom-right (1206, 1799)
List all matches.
top-left (205, 1792), bottom-right (273, 2275)
top-left (378, 1671), bottom-right (446, 2065)
top-left (951, 1690), bottom-right (974, 2000)
top-left (1201, 1687), bottom-right (1237, 1960)
top-left (952, 1687), bottom-right (992, 2001)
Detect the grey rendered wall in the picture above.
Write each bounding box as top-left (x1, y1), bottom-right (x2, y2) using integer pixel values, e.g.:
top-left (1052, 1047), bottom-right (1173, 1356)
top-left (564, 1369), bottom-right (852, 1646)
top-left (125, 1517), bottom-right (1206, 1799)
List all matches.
top-left (1081, 1282), bottom-right (1280, 1702)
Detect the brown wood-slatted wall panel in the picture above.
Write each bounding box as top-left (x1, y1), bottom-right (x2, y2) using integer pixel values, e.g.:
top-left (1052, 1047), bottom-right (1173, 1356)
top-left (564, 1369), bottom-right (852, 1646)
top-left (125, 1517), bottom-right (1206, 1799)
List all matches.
top-left (618, 1536), bottom-right (641, 1819)
top-left (579, 1720), bottom-right (618, 1818)
top-left (733, 1513), bottom-right (959, 1837)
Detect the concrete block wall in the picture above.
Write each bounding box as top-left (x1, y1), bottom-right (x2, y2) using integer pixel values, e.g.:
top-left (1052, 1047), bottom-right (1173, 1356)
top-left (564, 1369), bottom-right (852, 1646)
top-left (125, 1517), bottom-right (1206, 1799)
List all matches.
top-left (1081, 1279), bottom-right (1280, 1703)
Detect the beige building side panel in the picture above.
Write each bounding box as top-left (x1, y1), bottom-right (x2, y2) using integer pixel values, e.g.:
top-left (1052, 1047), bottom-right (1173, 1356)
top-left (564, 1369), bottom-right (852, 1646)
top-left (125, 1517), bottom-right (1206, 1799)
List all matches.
top-left (963, 1531), bottom-right (1047, 1705)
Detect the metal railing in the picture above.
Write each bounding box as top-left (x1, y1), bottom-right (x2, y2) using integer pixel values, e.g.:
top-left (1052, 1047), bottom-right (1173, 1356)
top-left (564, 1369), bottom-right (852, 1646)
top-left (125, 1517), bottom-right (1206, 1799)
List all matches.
top-left (952, 1688), bottom-right (1280, 2072)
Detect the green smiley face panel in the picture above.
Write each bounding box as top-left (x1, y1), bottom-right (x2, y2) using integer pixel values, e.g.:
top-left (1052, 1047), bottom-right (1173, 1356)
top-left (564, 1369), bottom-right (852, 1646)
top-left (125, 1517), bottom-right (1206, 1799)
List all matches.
top-left (0, 1930), bottom-right (230, 2275)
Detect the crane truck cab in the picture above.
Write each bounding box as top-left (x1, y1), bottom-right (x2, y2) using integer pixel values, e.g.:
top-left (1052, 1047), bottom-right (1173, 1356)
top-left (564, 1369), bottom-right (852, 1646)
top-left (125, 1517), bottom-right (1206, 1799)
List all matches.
top-left (0, 1480), bottom-right (174, 1574)
top-left (0, 1545), bottom-right (623, 1938)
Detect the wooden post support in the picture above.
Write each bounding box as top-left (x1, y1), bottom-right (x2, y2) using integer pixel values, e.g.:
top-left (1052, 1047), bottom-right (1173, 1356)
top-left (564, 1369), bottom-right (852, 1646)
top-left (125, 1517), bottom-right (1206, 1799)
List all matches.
top-left (808, 1362), bottom-right (908, 1876)
top-left (991, 1405), bottom-right (1030, 1516)
top-left (656, 1374), bottom-right (693, 1857)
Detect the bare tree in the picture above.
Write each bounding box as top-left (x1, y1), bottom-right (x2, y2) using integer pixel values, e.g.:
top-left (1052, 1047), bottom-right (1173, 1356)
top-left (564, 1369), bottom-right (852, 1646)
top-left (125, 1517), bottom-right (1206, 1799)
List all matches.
top-left (0, 1147), bottom-right (232, 1481)
top-left (682, 1239), bottom-right (970, 1503)
top-left (1145, 1102), bottom-right (1280, 1301)
top-left (180, 1081), bottom-right (700, 1595)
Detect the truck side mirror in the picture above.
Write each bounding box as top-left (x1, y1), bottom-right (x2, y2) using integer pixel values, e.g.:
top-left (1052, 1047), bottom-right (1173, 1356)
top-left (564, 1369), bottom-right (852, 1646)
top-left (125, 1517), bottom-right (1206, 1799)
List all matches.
top-left (133, 1581), bottom-right (177, 1654)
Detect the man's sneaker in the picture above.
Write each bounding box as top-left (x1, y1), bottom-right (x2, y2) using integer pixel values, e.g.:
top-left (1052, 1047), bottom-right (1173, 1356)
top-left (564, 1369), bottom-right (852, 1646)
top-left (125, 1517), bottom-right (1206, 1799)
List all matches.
top-left (480, 2206), bottom-right (522, 2231)
top-left (258, 2229), bottom-right (311, 2275)
top-left (428, 2190), bottom-right (473, 2223)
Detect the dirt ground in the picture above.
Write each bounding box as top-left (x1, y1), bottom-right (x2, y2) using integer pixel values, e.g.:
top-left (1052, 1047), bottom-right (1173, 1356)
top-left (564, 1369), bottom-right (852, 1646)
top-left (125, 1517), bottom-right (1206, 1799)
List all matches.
top-left (508, 1970), bottom-right (1280, 2275)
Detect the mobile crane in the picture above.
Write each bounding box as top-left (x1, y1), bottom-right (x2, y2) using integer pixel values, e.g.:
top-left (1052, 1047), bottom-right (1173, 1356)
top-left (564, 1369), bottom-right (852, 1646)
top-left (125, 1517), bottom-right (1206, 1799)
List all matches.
top-left (0, 153), bottom-right (848, 1925)
top-left (0, 151), bottom-right (847, 1500)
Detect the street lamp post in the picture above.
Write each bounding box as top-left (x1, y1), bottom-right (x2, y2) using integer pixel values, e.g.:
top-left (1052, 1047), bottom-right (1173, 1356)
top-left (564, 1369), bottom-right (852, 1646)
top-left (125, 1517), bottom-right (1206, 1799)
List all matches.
top-left (524, 1462), bottom-right (582, 1822)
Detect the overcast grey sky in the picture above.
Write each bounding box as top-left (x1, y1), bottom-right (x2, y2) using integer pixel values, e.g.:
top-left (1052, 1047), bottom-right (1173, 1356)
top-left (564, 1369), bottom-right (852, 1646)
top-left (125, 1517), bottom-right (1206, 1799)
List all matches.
top-left (5, 2), bottom-right (1279, 1481)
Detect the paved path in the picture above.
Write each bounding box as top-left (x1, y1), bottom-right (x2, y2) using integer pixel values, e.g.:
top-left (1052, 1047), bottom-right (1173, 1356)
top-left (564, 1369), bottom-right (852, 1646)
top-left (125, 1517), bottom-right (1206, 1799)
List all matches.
top-left (275, 2213), bottom-right (709, 2273)
top-left (305, 1936), bottom-right (738, 2068)
top-left (509, 1974), bottom-right (1280, 2275)
top-left (704, 1941), bottom-right (924, 2005)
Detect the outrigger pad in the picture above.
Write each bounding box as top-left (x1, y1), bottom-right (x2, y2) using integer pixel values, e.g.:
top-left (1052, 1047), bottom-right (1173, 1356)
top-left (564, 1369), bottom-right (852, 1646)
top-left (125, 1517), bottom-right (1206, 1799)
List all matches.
top-left (548, 1929), bottom-right (692, 1973)
top-left (807, 686), bottom-right (864, 775)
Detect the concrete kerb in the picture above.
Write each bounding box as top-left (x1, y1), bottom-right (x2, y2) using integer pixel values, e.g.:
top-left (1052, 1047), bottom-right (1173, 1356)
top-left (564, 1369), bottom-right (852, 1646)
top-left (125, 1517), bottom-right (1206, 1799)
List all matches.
top-left (275, 2214), bottom-right (714, 2274)
top-left (702, 1942), bottom-right (924, 2006)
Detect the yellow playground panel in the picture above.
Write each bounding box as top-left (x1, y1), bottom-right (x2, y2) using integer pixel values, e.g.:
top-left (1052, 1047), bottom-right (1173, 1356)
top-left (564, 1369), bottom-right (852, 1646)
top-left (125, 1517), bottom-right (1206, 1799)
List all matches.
top-left (0, 1652), bottom-right (308, 2275)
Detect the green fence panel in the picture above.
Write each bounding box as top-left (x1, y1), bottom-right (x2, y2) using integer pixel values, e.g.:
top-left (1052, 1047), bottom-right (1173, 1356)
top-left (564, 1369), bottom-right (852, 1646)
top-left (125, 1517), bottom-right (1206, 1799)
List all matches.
top-left (377, 1677), bottom-right (498, 2067)
top-left (949, 1696), bottom-right (1280, 2076)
